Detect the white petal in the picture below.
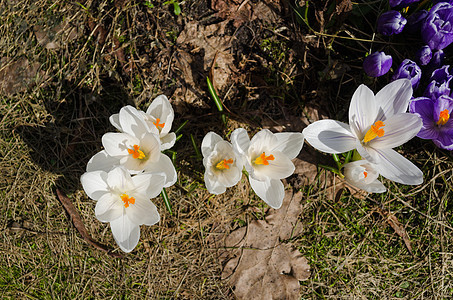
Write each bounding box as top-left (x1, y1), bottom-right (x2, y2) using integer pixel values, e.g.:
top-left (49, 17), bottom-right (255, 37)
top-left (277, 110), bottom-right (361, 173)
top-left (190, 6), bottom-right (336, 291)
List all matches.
top-left (81, 171), bottom-right (109, 200)
top-left (95, 193), bottom-right (123, 222)
top-left (249, 177), bottom-right (284, 209)
top-left (369, 113), bottom-right (422, 149)
top-left (346, 177), bottom-right (386, 193)
top-left (119, 105), bottom-right (150, 138)
top-left (139, 132), bottom-right (161, 163)
top-left (146, 95), bottom-right (174, 134)
top-left (231, 128), bottom-right (250, 156)
top-left (86, 150), bottom-right (120, 172)
top-left (375, 79), bottom-right (412, 120)
top-left (349, 84), bottom-right (378, 133)
top-left (110, 215), bottom-right (140, 253)
top-left (160, 132), bottom-right (176, 151)
top-left (107, 167), bottom-right (133, 191)
top-left (131, 172), bottom-right (166, 199)
top-left (109, 113), bottom-right (122, 131)
top-left (126, 197), bottom-right (160, 225)
top-left (201, 132), bottom-right (224, 157)
top-left (356, 141), bottom-right (376, 163)
top-left (252, 151), bottom-right (295, 180)
top-left (142, 205), bottom-right (160, 226)
top-left (370, 148), bottom-right (423, 185)
top-left (216, 165), bottom-right (242, 188)
top-left (204, 172), bottom-right (227, 195)
top-left (102, 132), bottom-right (139, 157)
top-left (272, 132), bottom-right (304, 159)
top-left (143, 154), bottom-right (177, 187)
top-left (302, 120), bottom-right (356, 153)
top-left (249, 129), bottom-right (277, 153)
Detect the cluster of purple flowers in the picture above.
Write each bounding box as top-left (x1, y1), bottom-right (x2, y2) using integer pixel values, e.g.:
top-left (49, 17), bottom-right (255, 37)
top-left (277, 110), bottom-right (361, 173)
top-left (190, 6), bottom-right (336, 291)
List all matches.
top-left (410, 66), bottom-right (453, 150)
top-left (361, 1), bottom-right (453, 150)
top-left (363, 2), bottom-right (453, 80)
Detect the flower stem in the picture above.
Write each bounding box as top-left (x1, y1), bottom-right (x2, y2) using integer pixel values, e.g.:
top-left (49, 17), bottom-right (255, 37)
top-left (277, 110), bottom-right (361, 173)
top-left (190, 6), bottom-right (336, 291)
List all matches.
top-left (161, 188), bottom-right (172, 215)
top-left (207, 76), bottom-right (227, 125)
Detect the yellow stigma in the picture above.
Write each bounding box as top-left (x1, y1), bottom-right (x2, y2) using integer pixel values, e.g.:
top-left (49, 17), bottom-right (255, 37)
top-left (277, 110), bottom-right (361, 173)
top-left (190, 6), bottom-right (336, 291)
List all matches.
top-left (120, 193), bottom-right (135, 208)
top-left (127, 145), bottom-right (146, 159)
top-left (363, 121), bottom-right (385, 143)
top-left (216, 158), bottom-right (234, 170)
top-left (153, 118), bottom-right (165, 129)
top-left (254, 152), bottom-right (275, 165)
top-left (437, 109), bottom-right (450, 126)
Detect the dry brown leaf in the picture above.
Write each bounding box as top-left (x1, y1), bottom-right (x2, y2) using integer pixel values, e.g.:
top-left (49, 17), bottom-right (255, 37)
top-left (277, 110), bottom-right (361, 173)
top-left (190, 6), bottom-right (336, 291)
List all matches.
top-left (0, 57), bottom-right (43, 95)
top-left (377, 207), bottom-right (413, 255)
top-left (176, 20), bottom-right (236, 92)
top-left (220, 190), bottom-right (310, 299)
top-left (33, 20), bottom-right (80, 50)
top-left (211, 0), bottom-right (253, 28)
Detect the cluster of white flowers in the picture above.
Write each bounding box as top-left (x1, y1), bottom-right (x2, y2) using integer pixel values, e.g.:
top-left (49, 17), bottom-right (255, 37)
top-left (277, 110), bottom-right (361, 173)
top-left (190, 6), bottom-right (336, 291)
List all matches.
top-left (202, 129), bottom-right (304, 209)
top-left (303, 79), bottom-right (424, 192)
top-left (81, 95), bottom-right (177, 253)
top-left (80, 79), bottom-right (425, 253)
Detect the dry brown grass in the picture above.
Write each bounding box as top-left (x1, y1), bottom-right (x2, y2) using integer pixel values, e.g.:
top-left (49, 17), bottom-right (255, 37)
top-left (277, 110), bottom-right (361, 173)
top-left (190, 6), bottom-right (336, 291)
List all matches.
top-left (1, 0), bottom-right (453, 299)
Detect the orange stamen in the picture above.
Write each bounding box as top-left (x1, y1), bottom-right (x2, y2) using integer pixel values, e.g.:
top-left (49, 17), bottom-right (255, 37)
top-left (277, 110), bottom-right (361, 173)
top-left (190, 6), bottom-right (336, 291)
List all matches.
top-left (153, 118), bottom-right (165, 129)
top-left (120, 194), bottom-right (135, 208)
top-left (363, 121), bottom-right (385, 143)
top-left (437, 109), bottom-right (450, 126)
top-left (254, 152), bottom-right (275, 165)
top-left (127, 145), bottom-right (146, 159)
top-left (363, 171), bottom-right (368, 178)
top-left (216, 158), bottom-right (234, 170)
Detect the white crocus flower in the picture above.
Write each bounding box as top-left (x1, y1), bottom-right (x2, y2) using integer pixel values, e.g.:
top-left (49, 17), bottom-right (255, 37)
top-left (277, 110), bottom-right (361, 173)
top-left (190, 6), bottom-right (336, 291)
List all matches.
top-left (110, 95), bottom-right (176, 150)
top-left (80, 167), bottom-right (166, 253)
top-left (302, 79), bottom-right (423, 185)
top-left (201, 132), bottom-right (243, 195)
top-left (231, 128), bottom-right (304, 209)
top-left (101, 106), bottom-right (177, 187)
top-left (343, 160), bottom-right (386, 193)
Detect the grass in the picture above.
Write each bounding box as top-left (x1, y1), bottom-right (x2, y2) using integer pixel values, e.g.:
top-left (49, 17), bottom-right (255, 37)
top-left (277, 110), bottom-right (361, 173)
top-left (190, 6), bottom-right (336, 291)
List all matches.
top-left (1, 0), bottom-right (453, 299)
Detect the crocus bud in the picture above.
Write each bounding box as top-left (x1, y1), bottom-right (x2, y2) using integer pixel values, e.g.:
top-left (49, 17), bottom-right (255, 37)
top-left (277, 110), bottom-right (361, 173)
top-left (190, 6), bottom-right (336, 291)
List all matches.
top-left (377, 10), bottom-right (407, 35)
top-left (392, 59), bottom-right (422, 90)
top-left (405, 10), bottom-right (428, 34)
top-left (424, 65), bottom-right (452, 99)
top-left (429, 50), bottom-right (445, 69)
top-left (421, 2), bottom-right (453, 50)
top-left (363, 51), bottom-right (393, 77)
top-left (415, 46), bottom-right (432, 65)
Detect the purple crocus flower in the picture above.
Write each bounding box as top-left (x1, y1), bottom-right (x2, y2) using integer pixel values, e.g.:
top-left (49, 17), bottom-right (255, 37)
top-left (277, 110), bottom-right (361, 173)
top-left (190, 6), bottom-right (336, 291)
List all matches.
top-left (363, 51), bottom-right (393, 77)
top-left (410, 95), bottom-right (453, 150)
top-left (433, 0), bottom-right (453, 5)
top-left (392, 59), bottom-right (422, 89)
top-left (406, 10), bottom-right (428, 34)
top-left (415, 46), bottom-right (432, 65)
top-left (377, 11), bottom-right (407, 35)
top-left (390, 0), bottom-right (420, 8)
top-left (429, 50), bottom-right (445, 69)
top-left (424, 65), bottom-right (453, 100)
top-left (421, 2), bottom-right (453, 50)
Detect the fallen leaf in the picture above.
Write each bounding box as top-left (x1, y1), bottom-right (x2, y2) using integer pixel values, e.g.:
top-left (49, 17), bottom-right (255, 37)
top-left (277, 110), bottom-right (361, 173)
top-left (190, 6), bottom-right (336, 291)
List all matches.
top-left (377, 207), bottom-right (413, 255)
top-left (56, 189), bottom-right (122, 258)
top-left (219, 190), bottom-right (310, 299)
top-left (211, 0), bottom-right (253, 28)
top-left (0, 57), bottom-right (43, 95)
top-left (176, 20), bottom-right (236, 92)
top-left (33, 19), bottom-right (80, 50)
